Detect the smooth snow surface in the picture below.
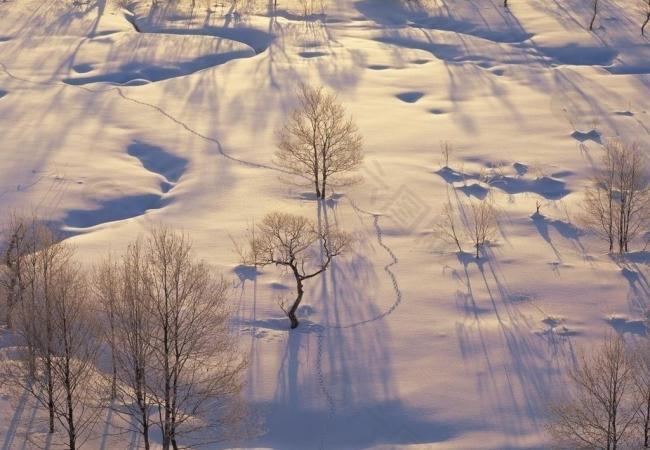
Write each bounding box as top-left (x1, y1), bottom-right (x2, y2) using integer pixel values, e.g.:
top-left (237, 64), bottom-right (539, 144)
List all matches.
top-left (1, 0), bottom-right (650, 448)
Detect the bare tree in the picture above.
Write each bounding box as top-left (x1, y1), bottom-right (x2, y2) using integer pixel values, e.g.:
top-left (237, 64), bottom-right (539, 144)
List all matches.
top-left (631, 343), bottom-right (650, 448)
top-left (434, 195), bottom-right (497, 259)
top-left (8, 220), bottom-right (73, 433)
top-left (95, 243), bottom-right (155, 449)
top-left (275, 84), bottom-right (363, 200)
top-left (547, 334), bottom-right (638, 449)
top-left (0, 213), bottom-right (29, 329)
top-left (468, 199), bottom-right (497, 259)
top-left (242, 212), bottom-right (349, 328)
top-left (141, 227), bottom-right (248, 450)
top-left (583, 139), bottom-right (650, 254)
top-left (435, 200), bottom-right (465, 254)
top-left (4, 230), bottom-right (100, 449)
top-left (94, 257), bottom-right (119, 401)
top-left (47, 261), bottom-right (101, 450)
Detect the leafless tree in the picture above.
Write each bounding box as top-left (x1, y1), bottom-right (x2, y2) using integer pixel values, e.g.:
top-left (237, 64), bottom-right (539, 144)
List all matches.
top-left (3, 231), bottom-right (101, 449)
top-left (583, 139), bottom-right (650, 254)
top-left (46, 261), bottom-right (101, 450)
top-left (547, 334), bottom-right (638, 449)
top-left (275, 84), bottom-right (363, 200)
top-left (242, 212), bottom-right (349, 328)
top-left (94, 257), bottom-right (119, 401)
top-left (141, 227), bottom-right (248, 450)
top-left (8, 220), bottom-right (73, 433)
top-left (434, 195), bottom-right (498, 259)
top-left (95, 243), bottom-right (155, 449)
top-left (435, 200), bottom-right (465, 254)
top-left (631, 343), bottom-right (650, 448)
top-left (0, 213), bottom-right (29, 329)
top-left (467, 199), bottom-right (497, 259)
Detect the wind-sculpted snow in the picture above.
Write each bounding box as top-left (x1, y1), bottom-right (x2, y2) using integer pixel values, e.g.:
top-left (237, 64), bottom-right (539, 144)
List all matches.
top-left (63, 193), bottom-right (166, 228)
top-left (2, 0), bottom-right (650, 448)
top-left (62, 32), bottom-right (255, 85)
top-left (436, 163), bottom-right (572, 200)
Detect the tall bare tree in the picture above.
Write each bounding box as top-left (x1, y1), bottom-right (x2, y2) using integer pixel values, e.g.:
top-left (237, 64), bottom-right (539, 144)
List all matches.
top-left (1, 213), bottom-right (29, 329)
top-left (631, 343), bottom-right (650, 448)
top-left (95, 243), bottom-right (154, 449)
top-left (242, 212), bottom-right (349, 328)
top-left (4, 229), bottom-right (100, 448)
top-left (94, 257), bottom-right (119, 401)
top-left (275, 84), bottom-right (363, 200)
top-left (47, 261), bottom-right (101, 450)
top-left (583, 140), bottom-right (650, 254)
top-left (141, 227), bottom-right (248, 450)
top-left (8, 220), bottom-right (73, 433)
top-left (547, 334), bottom-right (638, 449)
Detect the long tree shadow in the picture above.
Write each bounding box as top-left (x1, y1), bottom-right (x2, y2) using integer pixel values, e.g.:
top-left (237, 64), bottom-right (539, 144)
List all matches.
top-left (452, 245), bottom-right (576, 440)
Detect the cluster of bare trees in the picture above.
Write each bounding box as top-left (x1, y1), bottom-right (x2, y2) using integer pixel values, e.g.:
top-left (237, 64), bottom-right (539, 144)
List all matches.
top-left (547, 334), bottom-right (650, 449)
top-left (0, 217), bottom-right (249, 449)
top-left (583, 139), bottom-right (650, 254)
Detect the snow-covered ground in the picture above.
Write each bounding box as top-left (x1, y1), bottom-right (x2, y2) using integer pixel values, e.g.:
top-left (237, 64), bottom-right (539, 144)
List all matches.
top-left (1, 0), bottom-right (649, 448)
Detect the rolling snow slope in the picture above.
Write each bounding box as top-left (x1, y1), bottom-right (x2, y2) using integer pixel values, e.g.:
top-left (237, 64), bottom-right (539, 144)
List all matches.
top-left (1, 0), bottom-right (650, 448)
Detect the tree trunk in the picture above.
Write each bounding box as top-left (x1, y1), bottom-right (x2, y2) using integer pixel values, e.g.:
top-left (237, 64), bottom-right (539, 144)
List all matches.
top-left (67, 388), bottom-right (76, 450)
top-left (136, 368), bottom-right (150, 450)
top-left (48, 365), bottom-right (55, 433)
top-left (643, 393), bottom-right (650, 448)
top-left (320, 174), bottom-right (327, 200)
top-left (288, 274), bottom-right (304, 329)
top-left (590, 0), bottom-right (598, 30)
top-left (643, 13), bottom-right (650, 36)
top-left (314, 180), bottom-right (321, 199)
top-left (475, 243), bottom-right (480, 259)
top-left (162, 319), bottom-right (171, 450)
top-left (143, 421), bottom-right (151, 450)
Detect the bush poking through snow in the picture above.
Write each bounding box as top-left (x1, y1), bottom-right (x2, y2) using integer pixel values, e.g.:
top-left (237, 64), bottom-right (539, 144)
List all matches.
top-left (435, 195), bottom-right (498, 259)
